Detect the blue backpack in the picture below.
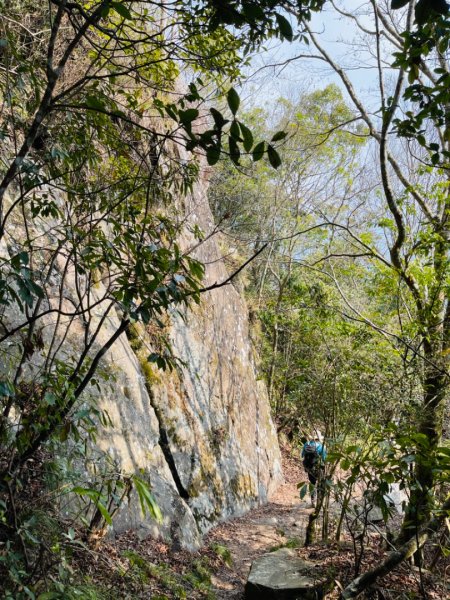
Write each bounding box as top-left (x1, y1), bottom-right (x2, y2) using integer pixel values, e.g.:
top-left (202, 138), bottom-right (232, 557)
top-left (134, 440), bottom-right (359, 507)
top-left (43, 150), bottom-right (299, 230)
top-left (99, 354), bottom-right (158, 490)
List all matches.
top-left (303, 441), bottom-right (320, 470)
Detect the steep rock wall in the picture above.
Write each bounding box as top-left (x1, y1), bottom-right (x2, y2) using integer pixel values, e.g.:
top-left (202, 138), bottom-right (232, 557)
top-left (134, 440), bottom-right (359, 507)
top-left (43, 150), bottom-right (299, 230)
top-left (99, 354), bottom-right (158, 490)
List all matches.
top-left (92, 171), bottom-right (283, 548)
top-left (0, 159), bottom-right (282, 549)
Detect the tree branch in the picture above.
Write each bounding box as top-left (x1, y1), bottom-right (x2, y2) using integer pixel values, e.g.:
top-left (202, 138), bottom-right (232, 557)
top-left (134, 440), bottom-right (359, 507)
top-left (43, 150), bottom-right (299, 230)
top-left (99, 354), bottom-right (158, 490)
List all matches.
top-left (301, 21), bottom-right (436, 225)
top-left (197, 243), bottom-right (268, 294)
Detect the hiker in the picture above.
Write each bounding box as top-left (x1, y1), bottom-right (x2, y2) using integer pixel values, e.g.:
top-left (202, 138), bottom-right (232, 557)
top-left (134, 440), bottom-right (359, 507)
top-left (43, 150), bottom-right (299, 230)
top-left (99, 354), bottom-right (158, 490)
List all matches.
top-left (301, 433), bottom-right (327, 506)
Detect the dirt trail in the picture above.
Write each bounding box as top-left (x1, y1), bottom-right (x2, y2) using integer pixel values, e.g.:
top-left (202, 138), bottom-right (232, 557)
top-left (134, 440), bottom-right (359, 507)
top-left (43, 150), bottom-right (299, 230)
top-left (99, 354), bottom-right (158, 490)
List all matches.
top-left (204, 453), bottom-right (313, 599)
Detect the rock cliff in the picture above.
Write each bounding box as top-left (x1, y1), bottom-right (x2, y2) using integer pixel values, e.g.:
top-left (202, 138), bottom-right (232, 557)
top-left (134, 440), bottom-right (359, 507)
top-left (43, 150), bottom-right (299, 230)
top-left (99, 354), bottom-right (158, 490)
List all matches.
top-left (0, 0), bottom-right (282, 559)
top-left (0, 149), bottom-right (282, 550)
top-left (87, 171), bottom-right (283, 548)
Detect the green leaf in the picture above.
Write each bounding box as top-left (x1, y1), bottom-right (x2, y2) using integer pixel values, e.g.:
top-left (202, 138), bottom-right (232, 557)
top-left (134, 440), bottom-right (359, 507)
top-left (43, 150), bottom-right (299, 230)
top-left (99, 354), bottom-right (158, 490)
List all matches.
top-left (378, 217), bottom-right (395, 229)
top-left (17, 280), bottom-right (33, 307)
top-left (111, 2), bottom-right (132, 19)
top-left (267, 144), bottom-right (281, 169)
top-left (298, 483), bottom-right (309, 500)
top-left (239, 122), bottom-right (254, 152)
top-left (71, 486), bottom-right (100, 499)
top-left (206, 145), bottom-right (221, 166)
top-left (341, 458), bottom-right (350, 470)
top-left (271, 130), bottom-right (287, 142)
top-left (165, 104), bottom-right (178, 121)
top-left (414, 0), bottom-right (448, 24)
top-left (432, 0), bottom-right (450, 15)
top-left (71, 487), bottom-right (112, 525)
top-left (186, 82), bottom-right (200, 102)
top-left (85, 94), bottom-right (107, 111)
top-left (391, 0), bottom-right (409, 8)
top-left (402, 454), bottom-right (416, 463)
top-left (27, 279), bottom-right (45, 299)
top-left (243, 3), bottom-right (265, 21)
top-left (11, 251), bottom-right (29, 269)
top-left (276, 14), bottom-right (293, 42)
top-left (210, 107), bottom-right (227, 128)
top-left (252, 141), bottom-right (265, 161)
top-left (43, 392), bottom-right (57, 406)
top-left (227, 88), bottom-right (240, 116)
top-left (437, 446), bottom-right (450, 457)
top-left (228, 137), bottom-right (240, 164)
top-left (408, 63), bottom-right (419, 84)
top-left (382, 472), bottom-right (395, 484)
top-left (438, 37), bottom-right (449, 54)
top-left (179, 108), bottom-right (199, 125)
top-left (148, 352), bottom-right (164, 367)
top-left (230, 120), bottom-right (242, 141)
top-left (133, 476), bottom-right (163, 523)
top-left (96, 500), bottom-right (113, 525)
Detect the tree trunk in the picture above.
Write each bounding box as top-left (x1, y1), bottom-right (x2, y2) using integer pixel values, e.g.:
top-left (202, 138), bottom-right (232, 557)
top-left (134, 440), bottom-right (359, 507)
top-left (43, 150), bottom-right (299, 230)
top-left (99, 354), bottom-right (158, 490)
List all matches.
top-left (305, 473), bottom-right (325, 546)
top-left (305, 503), bottom-right (320, 546)
top-left (322, 487), bottom-right (330, 541)
top-left (398, 343), bottom-right (447, 544)
top-left (336, 486), bottom-right (353, 542)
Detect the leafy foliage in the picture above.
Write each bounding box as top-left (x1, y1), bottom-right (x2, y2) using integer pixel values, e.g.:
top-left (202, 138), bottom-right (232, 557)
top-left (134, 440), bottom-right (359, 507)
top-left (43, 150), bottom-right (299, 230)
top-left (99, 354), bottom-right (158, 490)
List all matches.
top-left (208, 87), bottom-right (408, 442)
top-left (210, 1), bottom-right (450, 552)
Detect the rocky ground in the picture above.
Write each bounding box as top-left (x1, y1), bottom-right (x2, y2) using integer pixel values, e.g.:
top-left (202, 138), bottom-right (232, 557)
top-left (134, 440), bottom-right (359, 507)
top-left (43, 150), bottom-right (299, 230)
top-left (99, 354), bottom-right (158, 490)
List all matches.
top-left (80, 447), bottom-right (449, 599)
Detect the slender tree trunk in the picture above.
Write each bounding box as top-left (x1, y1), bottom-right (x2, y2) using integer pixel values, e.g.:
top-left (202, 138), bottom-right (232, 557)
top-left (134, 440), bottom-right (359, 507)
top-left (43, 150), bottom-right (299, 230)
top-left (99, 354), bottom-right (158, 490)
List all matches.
top-left (305, 471), bottom-right (325, 546)
top-left (305, 502), bottom-right (320, 546)
top-left (336, 486), bottom-right (353, 542)
top-left (398, 340), bottom-right (448, 543)
top-left (322, 487), bottom-right (330, 541)
top-left (268, 284), bottom-right (286, 411)
top-left (268, 318), bottom-right (280, 409)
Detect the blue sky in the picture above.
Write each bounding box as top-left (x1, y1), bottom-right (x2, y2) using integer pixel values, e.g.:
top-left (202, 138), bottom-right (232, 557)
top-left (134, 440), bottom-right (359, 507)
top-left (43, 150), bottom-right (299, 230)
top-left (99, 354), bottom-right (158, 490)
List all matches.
top-left (241, 2), bottom-right (387, 114)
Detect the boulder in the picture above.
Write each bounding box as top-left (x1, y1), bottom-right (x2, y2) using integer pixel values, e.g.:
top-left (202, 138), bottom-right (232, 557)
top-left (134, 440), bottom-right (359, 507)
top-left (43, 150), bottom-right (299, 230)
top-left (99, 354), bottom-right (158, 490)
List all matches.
top-left (245, 548), bottom-right (332, 600)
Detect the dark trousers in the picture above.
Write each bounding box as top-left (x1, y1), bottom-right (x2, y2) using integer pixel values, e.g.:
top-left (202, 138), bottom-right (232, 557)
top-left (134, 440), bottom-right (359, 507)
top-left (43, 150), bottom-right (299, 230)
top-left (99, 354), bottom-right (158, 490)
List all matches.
top-left (306, 469), bottom-right (317, 486)
top-left (304, 463), bottom-right (324, 501)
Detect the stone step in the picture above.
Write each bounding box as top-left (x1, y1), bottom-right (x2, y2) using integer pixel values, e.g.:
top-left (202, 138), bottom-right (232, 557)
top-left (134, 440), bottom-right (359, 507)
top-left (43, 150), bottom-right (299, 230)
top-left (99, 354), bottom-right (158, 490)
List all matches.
top-left (245, 547), bottom-right (333, 599)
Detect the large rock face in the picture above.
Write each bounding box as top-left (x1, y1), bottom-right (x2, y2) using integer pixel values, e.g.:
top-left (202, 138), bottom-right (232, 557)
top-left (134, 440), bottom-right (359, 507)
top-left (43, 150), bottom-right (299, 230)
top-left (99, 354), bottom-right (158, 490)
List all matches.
top-left (90, 172), bottom-right (283, 548)
top-left (0, 147), bottom-right (282, 548)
